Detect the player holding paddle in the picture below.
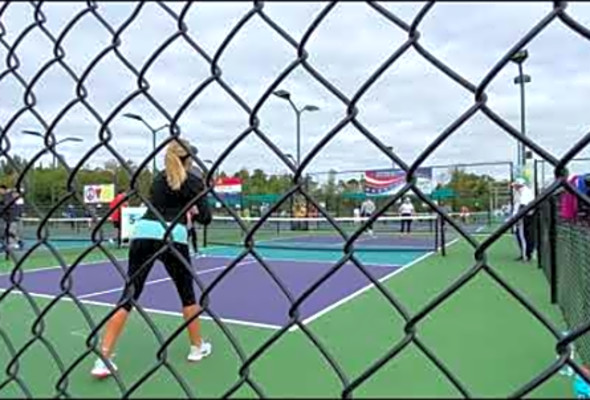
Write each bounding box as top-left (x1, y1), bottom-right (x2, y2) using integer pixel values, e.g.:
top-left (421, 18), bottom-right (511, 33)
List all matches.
top-left (91, 139), bottom-right (212, 379)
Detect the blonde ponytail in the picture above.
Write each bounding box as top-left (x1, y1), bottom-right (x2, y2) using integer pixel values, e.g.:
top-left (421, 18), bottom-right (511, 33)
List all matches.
top-left (165, 140), bottom-right (189, 191)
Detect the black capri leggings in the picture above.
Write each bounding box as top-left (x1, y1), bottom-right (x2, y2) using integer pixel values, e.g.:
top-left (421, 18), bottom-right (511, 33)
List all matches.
top-left (119, 238), bottom-right (196, 312)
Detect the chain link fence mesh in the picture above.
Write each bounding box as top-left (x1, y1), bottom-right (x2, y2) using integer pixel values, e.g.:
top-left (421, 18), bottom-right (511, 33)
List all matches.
top-left (1, 1), bottom-right (590, 398)
top-left (555, 219), bottom-right (590, 368)
top-left (538, 191), bottom-right (590, 369)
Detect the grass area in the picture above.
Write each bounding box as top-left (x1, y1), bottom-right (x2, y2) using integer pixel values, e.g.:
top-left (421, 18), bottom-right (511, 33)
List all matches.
top-left (0, 235), bottom-right (574, 398)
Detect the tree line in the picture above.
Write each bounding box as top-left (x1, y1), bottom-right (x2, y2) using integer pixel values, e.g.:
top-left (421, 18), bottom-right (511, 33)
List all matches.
top-left (0, 157), bottom-right (509, 217)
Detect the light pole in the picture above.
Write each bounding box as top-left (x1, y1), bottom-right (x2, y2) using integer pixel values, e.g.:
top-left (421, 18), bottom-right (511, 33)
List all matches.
top-left (386, 145), bottom-right (395, 168)
top-left (509, 49), bottom-right (531, 171)
top-left (22, 130), bottom-right (83, 168)
top-left (273, 89), bottom-right (319, 167)
top-left (203, 159), bottom-right (218, 181)
top-left (22, 130), bottom-right (83, 206)
top-left (284, 153), bottom-right (297, 166)
top-left (123, 113), bottom-right (170, 173)
top-left (284, 153), bottom-right (298, 217)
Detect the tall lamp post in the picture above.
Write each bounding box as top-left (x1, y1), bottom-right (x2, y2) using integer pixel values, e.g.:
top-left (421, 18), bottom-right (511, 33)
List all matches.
top-left (273, 89), bottom-right (319, 167)
top-left (22, 130), bottom-right (83, 168)
top-left (509, 49), bottom-right (531, 172)
top-left (22, 130), bottom-right (83, 206)
top-left (203, 159), bottom-right (218, 181)
top-left (123, 113), bottom-right (170, 173)
top-left (284, 153), bottom-right (297, 166)
top-left (284, 153), bottom-right (298, 217)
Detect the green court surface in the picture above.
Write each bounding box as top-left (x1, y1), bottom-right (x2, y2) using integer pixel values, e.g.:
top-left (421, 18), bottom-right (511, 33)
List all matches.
top-left (0, 236), bottom-right (574, 398)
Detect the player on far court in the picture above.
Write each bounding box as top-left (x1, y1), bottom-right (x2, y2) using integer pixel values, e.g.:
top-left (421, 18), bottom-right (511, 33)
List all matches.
top-left (511, 177), bottom-right (536, 262)
top-left (398, 197), bottom-right (415, 234)
top-left (91, 139), bottom-right (212, 379)
top-left (360, 198), bottom-right (376, 236)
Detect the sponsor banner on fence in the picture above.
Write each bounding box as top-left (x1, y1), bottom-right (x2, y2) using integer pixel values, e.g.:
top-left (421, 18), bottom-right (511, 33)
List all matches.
top-left (364, 167), bottom-right (433, 196)
top-left (214, 177), bottom-right (242, 193)
top-left (83, 184), bottom-right (115, 204)
top-left (121, 207), bottom-right (147, 241)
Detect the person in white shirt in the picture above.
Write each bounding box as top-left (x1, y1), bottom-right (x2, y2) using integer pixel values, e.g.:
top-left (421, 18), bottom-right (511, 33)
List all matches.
top-left (512, 177), bottom-right (536, 262)
top-left (398, 197), bottom-right (415, 233)
top-left (360, 199), bottom-right (376, 236)
top-left (353, 207), bottom-right (361, 225)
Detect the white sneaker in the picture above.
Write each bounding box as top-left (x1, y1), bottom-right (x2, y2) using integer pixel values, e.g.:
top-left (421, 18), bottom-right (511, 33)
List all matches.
top-left (91, 357), bottom-right (118, 379)
top-left (187, 341), bottom-right (212, 362)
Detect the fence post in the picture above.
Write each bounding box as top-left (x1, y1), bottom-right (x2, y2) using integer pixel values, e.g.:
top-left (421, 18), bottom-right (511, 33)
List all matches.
top-left (549, 194), bottom-right (558, 304)
top-left (534, 160), bottom-right (542, 269)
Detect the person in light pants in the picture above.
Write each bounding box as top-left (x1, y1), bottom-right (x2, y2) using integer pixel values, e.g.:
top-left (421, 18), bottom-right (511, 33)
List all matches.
top-left (360, 198), bottom-right (376, 236)
top-left (398, 197), bottom-right (415, 234)
top-left (511, 178), bottom-right (536, 262)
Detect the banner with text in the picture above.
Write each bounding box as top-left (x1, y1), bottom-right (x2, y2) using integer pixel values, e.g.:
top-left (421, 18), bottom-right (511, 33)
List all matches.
top-left (364, 168), bottom-right (433, 196)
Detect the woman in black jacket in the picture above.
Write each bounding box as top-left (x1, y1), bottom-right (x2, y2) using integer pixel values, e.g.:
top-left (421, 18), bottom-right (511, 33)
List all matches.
top-left (91, 139), bottom-right (212, 378)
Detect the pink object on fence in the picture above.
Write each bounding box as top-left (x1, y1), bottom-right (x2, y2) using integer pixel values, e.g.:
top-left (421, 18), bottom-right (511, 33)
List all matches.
top-left (560, 176), bottom-right (579, 219)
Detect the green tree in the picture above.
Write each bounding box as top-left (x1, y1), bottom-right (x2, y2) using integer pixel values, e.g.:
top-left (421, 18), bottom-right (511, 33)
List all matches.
top-left (248, 169), bottom-right (267, 195)
top-left (445, 168), bottom-right (494, 212)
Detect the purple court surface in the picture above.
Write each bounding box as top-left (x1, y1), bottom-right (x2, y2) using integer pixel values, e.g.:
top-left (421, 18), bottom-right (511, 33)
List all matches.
top-left (0, 255), bottom-right (401, 329)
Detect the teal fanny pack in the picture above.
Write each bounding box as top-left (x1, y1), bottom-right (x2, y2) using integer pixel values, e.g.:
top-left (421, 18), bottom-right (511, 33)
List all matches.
top-left (131, 219), bottom-right (188, 244)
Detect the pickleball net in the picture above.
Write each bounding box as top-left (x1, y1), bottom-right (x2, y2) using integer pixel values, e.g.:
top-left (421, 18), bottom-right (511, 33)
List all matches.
top-left (15, 217), bottom-right (116, 242)
top-left (203, 215), bottom-right (445, 252)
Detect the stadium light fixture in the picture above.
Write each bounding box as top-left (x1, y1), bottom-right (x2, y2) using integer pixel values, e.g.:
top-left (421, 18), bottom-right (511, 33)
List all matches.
top-left (273, 89), bottom-right (291, 100)
top-left (123, 113), bottom-right (170, 173)
top-left (273, 89), bottom-right (320, 167)
top-left (22, 130), bottom-right (82, 168)
top-left (509, 49), bottom-right (531, 170)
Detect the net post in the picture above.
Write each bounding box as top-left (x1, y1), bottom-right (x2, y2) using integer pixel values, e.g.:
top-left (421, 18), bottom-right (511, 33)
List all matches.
top-left (434, 213), bottom-right (440, 253)
top-left (509, 161), bottom-right (515, 215)
top-left (440, 214), bottom-right (446, 257)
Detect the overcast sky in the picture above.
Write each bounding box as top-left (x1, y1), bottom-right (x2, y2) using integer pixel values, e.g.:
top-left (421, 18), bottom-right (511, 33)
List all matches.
top-left (1, 1), bottom-right (590, 184)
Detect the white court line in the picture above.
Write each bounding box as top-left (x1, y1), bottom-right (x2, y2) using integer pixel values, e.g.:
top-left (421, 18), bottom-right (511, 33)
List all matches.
top-left (1, 288), bottom-right (282, 331)
top-left (0, 244), bottom-right (229, 278)
top-left (198, 253), bottom-right (404, 269)
top-left (2, 239), bottom-right (461, 334)
top-left (70, 329), bottom-right (86, 338)
top-left (76, 260), bottom-right (257, 300)
top-left (0, 256), bottom-right (129, 277)
top-left (288, 237), bottom-right (462, 333)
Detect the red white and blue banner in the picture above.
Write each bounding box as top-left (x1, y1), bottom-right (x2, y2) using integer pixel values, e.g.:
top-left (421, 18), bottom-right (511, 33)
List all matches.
top-left (211, 177), bottom-right (243, 208)
top-left (364, 168), bottom-right (433, 196)
top-left (214, 177), bottom-right (242, 193)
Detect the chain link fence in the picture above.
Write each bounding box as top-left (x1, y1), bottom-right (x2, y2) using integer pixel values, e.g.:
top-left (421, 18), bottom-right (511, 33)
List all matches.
top-left (1, 1), bottom-right (590, 398)
top-left (538, 188), bottom-right (590, 372)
